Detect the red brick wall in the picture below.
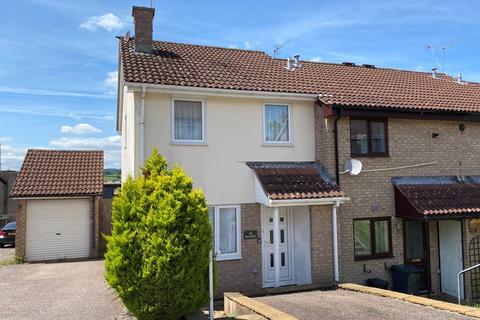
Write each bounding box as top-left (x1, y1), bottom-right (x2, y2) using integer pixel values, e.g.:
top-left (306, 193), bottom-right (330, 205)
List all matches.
top-left (216, 203), bottom-right (263, 297)
top-left (310, 205), bottom-right (335, 285)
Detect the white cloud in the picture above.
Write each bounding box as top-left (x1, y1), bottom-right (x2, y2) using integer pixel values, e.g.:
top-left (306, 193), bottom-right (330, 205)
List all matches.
top-left (244, 41), bottom-right (261, 50)
top-left (0, 86), bottom-right (114, 99)
top-left (309, 56), bottom-right (322, 62)
top-left (0, 144), bottom-right (28, 170)
top-left (50, 135), bottom-right (121, 168)
top-left (0, 105), bottom-right (115, 122)
top-left (60, 123), bottom-right (102, 134)
top-left (104, 71), bottom-right (118, 88)
top-left (80, 13), bottom-right (126, 32)
top-left (103, 71), bottom-right (118, 95)
top-left (0, 137), bottom-right (13, 143)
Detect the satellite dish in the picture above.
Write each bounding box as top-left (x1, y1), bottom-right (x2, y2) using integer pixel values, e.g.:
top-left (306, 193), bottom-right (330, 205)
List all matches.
top-left (344, 159), bottom-right (362, 176)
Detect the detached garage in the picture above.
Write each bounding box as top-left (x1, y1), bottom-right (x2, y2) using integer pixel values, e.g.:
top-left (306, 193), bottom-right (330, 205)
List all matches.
top-left (10, 150), bottom-right (103, 261)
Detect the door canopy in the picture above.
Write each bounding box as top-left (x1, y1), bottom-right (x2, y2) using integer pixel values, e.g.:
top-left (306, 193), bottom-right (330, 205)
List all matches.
top-left (247, 161), bottom-right (348, 207)
top-left (393, 176), bottom-right (480, 220)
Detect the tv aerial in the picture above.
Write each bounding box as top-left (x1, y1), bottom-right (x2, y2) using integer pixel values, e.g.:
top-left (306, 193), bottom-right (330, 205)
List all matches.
top-left (425, 42), bottom-right (453, 73)
top-left (273, 40), bottom-right (291, 58)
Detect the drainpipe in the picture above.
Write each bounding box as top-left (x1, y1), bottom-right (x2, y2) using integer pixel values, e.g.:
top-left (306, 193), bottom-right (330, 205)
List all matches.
top-left (332, 200), bottom-right (340, 282)
top-left (139, 86), bottom-right (146, 167)
top-left (333, 114), bottom-right (341, 186)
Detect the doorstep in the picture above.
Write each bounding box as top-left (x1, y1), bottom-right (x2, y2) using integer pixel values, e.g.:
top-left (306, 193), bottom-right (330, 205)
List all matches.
top-left (339, 283), bottom-right (480, 318)
top-left (262, 283), bottom-right (336, 296)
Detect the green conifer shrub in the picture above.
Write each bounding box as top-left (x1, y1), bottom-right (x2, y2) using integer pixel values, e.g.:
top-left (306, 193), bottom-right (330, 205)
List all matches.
top-left (104, 149), bottom-right (211, 320)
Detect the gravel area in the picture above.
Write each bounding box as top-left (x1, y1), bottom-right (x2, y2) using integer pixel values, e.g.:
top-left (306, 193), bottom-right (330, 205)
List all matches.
top-left (255, 289), bottom-right (475, 320)
top-left (0, 260), bottom-right (134, 320)
top-left (0, 247), bottom-right (15, 263)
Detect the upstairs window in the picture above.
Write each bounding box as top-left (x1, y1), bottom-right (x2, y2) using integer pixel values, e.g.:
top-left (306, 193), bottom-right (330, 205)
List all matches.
top-left (350, 118), bottom-right (388, 156)
top-left (173, 99), bottom-right (204, 142)
top-left (264, 104), bottom-right (291, 143)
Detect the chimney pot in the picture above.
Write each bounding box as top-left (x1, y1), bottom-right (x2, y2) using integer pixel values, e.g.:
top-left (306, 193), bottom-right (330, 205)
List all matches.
top-left (431, 67), bottom-right (438, 79)
top-left (132, 6), bottom-right (155, 54)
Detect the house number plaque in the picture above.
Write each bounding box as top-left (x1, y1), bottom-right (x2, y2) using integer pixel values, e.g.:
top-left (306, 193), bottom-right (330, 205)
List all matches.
top-left (244, 230), bottom-right (257, 240)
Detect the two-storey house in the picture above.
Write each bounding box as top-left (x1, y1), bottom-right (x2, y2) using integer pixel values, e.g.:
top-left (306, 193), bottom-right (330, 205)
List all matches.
top-left (118, 6), bottom-right (480, 302)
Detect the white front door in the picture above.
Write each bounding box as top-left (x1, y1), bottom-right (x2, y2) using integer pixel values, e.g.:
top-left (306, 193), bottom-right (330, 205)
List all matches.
top-left (439, 220), bottom-right (464, 298)
top-left (262, 207), bottom-right (294, 287)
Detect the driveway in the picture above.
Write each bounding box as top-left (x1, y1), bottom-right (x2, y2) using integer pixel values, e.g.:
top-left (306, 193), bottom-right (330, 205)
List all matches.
top-left (0, 260), bottom-right (133, 320)
top-left (255, 289), bottom-right (474, 320)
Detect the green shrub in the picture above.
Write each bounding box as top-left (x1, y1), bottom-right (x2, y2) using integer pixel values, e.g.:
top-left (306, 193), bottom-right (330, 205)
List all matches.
top-left (104, 149), bottom-right (211, 320)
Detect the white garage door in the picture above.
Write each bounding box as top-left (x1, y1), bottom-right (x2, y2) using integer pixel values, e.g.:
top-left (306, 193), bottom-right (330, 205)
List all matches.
top-left (26, 199), bottom-right (91, 261)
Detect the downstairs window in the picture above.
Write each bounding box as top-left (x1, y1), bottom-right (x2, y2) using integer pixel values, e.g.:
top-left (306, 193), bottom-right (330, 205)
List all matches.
top-left (354, 217), bottom-right (392, 260)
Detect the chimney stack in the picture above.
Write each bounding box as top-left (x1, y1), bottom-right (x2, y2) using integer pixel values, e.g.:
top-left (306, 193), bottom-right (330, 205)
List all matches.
top-left (132, 6), bottom-right (155, 54)
top-left (457, 73), bottom-right (463, 84)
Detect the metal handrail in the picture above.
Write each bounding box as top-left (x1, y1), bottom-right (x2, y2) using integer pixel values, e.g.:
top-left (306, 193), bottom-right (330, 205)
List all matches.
top-left (458, 263), bottom-right (480, 305)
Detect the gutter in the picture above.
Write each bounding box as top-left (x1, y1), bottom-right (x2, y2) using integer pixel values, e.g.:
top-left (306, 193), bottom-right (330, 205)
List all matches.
top-left (266, 196), bottom-right (349, 207)
top-left (124, 82), bottom-right (318, 101)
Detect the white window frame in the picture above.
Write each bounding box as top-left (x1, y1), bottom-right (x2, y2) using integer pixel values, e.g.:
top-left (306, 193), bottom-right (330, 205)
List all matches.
top-left (214, 205), bottom-right (242, 261)
top-left (263, 103), bottom-right (292, 144)
top-left (171, 98), bottom-right (206, 144)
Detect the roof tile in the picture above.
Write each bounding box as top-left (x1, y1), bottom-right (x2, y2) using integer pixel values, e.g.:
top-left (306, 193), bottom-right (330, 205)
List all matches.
top-left (10, 150), bottom-right (104, 198)
top-left (395, 180), bottom-right (480, 216)
top-left (247, 162), bottom-right (344, 200)
top-left (120, 39), bottom-right (480, 113)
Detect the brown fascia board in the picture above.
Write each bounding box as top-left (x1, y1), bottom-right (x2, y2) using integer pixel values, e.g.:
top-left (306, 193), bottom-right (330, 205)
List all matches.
top-left (393, 186), bottom-right (424, 220)
top-left (9, 192), bottom-right (101, 199)
top-left (331, 104), bottom-right (480, 122)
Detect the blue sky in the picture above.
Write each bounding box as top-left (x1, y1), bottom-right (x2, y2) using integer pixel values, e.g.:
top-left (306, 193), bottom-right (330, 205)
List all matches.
top-left (2, 0), bottom-right (480, 170)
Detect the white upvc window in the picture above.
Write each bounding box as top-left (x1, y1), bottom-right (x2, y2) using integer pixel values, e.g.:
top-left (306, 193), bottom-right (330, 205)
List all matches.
top-left (172, 99), bottom-right (205, 143)
top-left (209, 205), bottom-right (241, 261)
top-left (263, 103), bottom-right (291, 144)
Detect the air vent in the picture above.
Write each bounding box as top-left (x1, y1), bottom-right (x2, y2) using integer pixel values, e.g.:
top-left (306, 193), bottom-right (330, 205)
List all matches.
top-left (342, 62), bottom-right (356, 67)
top-left (362, 64), bottom-right (375, 69)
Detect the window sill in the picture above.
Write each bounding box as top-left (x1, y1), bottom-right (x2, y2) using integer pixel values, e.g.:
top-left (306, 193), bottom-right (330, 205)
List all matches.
top-left (354, 254), bottom-right (394, 262)
top-left (351, 153), bottom-right (390, 158)
top-left (216, 255), bottom-right (242, 262)
top-left (262, 143), bottom-right (294, 147)
top-left (170, 141), bottom-right (208, 146)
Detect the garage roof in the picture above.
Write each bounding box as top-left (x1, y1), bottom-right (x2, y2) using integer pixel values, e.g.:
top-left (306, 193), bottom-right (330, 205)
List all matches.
top-left (10, 150), bottom-right (104, 198)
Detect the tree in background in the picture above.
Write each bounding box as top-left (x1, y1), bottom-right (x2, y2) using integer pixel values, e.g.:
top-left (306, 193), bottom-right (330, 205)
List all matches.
top-left (105, 149), bottom-right (211, 320)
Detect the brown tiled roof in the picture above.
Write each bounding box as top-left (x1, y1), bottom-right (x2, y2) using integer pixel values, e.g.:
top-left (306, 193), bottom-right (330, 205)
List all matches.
top-left (393, 176), bottom-right (480, 217)
top-left (10, 150), bottom-right (104, 198)
top-left (120, 38), bottom-right (480, 113)
top-left (247, 162), bottom-right (344, 200)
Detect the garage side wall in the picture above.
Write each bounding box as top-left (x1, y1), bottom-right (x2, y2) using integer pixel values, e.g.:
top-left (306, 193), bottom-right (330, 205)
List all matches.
top-left (15, 200), bottom-right (27, 257)
top-left (90, 196), bottom-right (101, 258)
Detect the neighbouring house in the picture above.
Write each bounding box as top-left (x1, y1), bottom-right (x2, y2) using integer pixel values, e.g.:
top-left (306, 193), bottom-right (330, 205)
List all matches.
top-left (0, 170), bottom-right (17, 227)
top-left (117, 6), bottom-right (480, 303)
top-left (10, 150), bottom-right (103, 261)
